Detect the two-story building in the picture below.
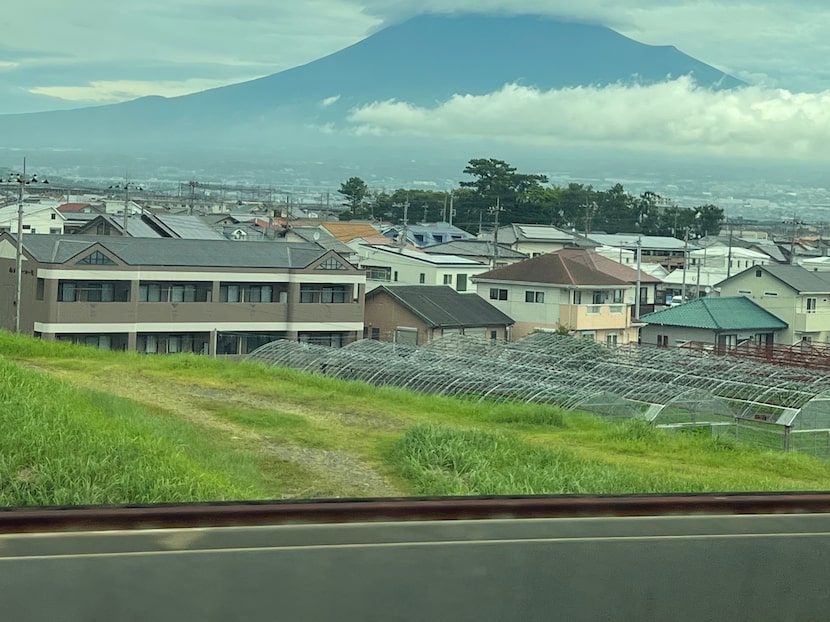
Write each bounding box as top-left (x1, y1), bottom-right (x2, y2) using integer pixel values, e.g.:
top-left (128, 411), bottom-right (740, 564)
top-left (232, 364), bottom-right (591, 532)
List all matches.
top-left (0, 234), bottom-right (365, 354)
top-left (716, 264), bottom-right (830, 345)
top-left (0, 202), bottom-right (66, 235)
top-left (473, 248), bottom-right (655, 344)
top-left (351, 243), bottom-right (488, 292)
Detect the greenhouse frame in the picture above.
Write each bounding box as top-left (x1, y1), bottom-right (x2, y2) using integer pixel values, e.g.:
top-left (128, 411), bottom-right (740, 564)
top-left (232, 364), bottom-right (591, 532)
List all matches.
top-left (247, 333), bottom-right (830, 457)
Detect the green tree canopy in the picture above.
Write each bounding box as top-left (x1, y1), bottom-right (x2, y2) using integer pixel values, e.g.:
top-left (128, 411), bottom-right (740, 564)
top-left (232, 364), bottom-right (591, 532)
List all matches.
top-left (338, 177), bottom-right (369, 215)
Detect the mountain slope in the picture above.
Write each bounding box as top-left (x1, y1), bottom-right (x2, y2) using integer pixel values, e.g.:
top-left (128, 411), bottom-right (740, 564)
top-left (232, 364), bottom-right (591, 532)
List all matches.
top-left (1, 14), bottom-right (744, 152)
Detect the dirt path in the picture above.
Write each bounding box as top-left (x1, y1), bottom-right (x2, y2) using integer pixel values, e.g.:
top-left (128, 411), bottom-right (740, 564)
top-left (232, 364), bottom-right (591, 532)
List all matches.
top-left (23, 363), bottom-right (402, 498)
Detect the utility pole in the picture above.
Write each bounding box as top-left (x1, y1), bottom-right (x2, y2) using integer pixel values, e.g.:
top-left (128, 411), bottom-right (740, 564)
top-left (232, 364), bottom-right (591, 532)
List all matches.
top-left (681, 228), bottom-right (689, 302)
top-left (726, 219), bottom-right (734, 280)
top-left (448, 191), bottom-right (455, 227)
top-left (491, 197), bottom-right (503, 270)
top-left (7, 159), bottom-right (48, 334)
top-left (635, 235), bottom-right (642, 321)
top-left (789, 213), bottom-right (798, 265)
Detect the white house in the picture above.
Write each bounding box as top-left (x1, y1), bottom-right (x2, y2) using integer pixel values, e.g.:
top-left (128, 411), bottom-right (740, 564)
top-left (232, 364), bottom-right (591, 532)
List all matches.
top-left (352, 243), bottom-right (488, 292)
top-left (0, 202), bottom-right (66, 235)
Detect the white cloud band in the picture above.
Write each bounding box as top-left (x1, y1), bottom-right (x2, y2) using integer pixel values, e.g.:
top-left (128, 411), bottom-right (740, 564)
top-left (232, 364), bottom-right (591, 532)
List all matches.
top-left (347, 77), bottom-right (830, 160)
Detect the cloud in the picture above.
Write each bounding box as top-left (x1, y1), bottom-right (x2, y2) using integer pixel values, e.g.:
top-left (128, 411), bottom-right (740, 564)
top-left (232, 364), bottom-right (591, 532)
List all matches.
top-left (347, 77), bottom-right (830, 161)
top-left (28, 77), bottom-right (261, 104)
top-left (320, 95), bottom-right (341, 107)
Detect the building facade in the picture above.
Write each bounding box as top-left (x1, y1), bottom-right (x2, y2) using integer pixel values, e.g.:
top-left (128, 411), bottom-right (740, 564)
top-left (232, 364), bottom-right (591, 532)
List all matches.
top-left (0, 234), bottom-right (365, 354)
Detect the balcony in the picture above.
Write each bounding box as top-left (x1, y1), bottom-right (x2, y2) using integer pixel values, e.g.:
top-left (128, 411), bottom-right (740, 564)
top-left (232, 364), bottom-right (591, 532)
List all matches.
top-left (559, 304), bottom-right (631, 330)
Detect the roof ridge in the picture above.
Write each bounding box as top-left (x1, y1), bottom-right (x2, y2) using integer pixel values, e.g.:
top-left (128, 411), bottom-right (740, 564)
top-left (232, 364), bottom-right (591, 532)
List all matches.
top-left (700, 297), bottom-right (722, 330)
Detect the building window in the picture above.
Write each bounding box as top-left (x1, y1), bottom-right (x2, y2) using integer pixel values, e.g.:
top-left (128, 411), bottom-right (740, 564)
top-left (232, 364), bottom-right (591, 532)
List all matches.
top-left (489, 288), bottom-right (507, 300)
top-left (606, 334), bottom-right (618, 347)
top-left (419, 273), bottom-right (426, 284)
top-left (738, 290), bottom-right (751, 295)
top-left (57, 282), bottom-right (76, 302)
top-left (77, 251), bottom-right (116, 265)
top-left (592, 291), bottom-right (608, 304)
top-left (525, 290), bottom-right (544, 303)
top-left (443, 275), bottom-right (452, 285)
top-left (316, 257), bottom-right (348, 270)
top-left (456, 274), bottom-right (468, 292)
top-left (366, 266), bottom-right (391, 281)
top-left (764, 292), bottom-right (778, 297)
top-left (807, 297), bottom-right (817, 314)
top-left (371, 327), bottom-right (380, 340)
top-left (393, 271), bottom-right (399, 282)
top-left (657, 335), bottom-right (669, 347)
top-left (36, 278), bottom-right (44, 301)
top-left (612, 290), bottom-right (623, 304)
top-left (756, 269), bottom-right (763, 277)
top-left (300, 284), bottom-right (349, 303)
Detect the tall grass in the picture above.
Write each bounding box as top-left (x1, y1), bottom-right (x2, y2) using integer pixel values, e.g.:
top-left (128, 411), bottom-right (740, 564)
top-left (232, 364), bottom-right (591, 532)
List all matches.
top-left (392, 423), bottom-right (830, 496)
top-left (0, 358), bottom-right (258, 506)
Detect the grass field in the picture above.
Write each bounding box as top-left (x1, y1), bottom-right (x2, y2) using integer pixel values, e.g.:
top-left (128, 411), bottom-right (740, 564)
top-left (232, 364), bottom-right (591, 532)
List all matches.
top-left (2, 332), bottom-right (830, 506)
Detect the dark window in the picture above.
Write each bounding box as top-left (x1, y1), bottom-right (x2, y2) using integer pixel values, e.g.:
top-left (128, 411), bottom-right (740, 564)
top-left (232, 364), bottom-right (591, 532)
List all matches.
top-left (756, 269), bottom-right (763, 277)
top-left (36, 278), bottom-right (44, 300)
top-left (78, 251), bottom-right (116, 265)
top-left (317, 257), bottom-right (347, 271)
top-left (489, 288), bottom-right (507, 301)
top-left (419, 273), bottom-right (426, 284)
top-left (456, 274), bottom-right (467, 292)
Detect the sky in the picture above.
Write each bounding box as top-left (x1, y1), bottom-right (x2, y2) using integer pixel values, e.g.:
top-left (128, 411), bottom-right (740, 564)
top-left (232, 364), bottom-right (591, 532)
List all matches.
top-left (2, 1), bottom-right (830, 162)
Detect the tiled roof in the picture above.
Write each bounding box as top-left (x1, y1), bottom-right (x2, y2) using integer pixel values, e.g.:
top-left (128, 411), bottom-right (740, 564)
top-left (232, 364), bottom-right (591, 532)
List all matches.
top-left (57, 202), bottom-right (92, 213)
top-left (423, 239), bottom-right (528, 259)
top-left (474, 248), bottom-right (660, 286)
top-left (641, 297), bottom-right (788, 330)
top-left (757, 264), bottom-right (830, 293)
top-left (19, 234), bottom-right (331, 269)
top-left (321, 222), bottom-right (380, 242)
top-left (368, 285), bottom-right (514, 328)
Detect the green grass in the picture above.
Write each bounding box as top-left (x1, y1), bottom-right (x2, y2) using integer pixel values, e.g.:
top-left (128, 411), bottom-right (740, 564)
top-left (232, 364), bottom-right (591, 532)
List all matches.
top-left (0, 357), bottom-right (266, 506)
top-left (4, 331), bottom-right (830, 505)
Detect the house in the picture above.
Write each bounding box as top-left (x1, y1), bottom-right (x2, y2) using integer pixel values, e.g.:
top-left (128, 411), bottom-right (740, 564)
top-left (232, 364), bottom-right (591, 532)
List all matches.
top-left (492, 223), bottom-right (594, 257)
top-left (0, 202), bottom-right (66, 235)
top-left (0, 234), bottom-right (365, 354)
top-left (382, 222), bottom-right (472, 248)
top-left (364, 285), bottom-right (514, 345)
top-left (422, 239), bottom-right (528, 267)
top-left (584, 233), bottom-right (698, 269)
top-left (351, 244), bottom-right (488, 292)
top-left (640, 297), bottom-right (788, 349)
top-left (716, 264), bottom-right (830, 345)
top-left (75, 213), bottom-right (226, 239)
top-left (472, 248), bottom-right (660, 344)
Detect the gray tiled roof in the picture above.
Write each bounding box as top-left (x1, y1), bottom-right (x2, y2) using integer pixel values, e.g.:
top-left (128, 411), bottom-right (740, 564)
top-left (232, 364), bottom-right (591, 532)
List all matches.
top-left (733, 264), bottom-right (830, 293)
top-left (368, 285), bottom-right (514, 328)
top-left (423, 239), bottom-right (528, 259)
top-left (20, 234), bottom-right (329, 268)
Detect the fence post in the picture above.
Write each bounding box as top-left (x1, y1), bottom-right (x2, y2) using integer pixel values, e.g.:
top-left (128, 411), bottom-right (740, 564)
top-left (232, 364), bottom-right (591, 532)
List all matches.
top-left (784, 426), bottom-right (791, 452)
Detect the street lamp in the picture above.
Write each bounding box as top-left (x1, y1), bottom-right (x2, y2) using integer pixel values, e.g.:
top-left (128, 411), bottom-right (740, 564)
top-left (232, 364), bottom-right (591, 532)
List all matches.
top-left (5, 159), bottom-right (48, 334)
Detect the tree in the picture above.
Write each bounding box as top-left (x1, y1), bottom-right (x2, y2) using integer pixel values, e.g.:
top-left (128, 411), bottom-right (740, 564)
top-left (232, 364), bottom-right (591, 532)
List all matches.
top-left (338, 177), bottom-right (369, 215)
top-left (460, 158), bottom-right (548, 223)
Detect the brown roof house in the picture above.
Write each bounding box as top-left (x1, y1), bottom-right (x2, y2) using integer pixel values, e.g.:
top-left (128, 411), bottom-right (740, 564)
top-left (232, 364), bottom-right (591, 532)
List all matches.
top-left (364, 285), bottom-right (514, 345)
top-left (472, 248), bottom-right (661, 345)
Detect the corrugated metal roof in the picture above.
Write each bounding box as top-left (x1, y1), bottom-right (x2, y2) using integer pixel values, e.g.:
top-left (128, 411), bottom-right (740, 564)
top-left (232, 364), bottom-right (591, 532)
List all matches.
top-left (641, 296), bottom-right (788, 330)
top-left (155, 214), bottom-right (226, 240)
top-left (368, 285), bottom-right (514, 328)
top-left (21, 234), bottom-right (329, 268)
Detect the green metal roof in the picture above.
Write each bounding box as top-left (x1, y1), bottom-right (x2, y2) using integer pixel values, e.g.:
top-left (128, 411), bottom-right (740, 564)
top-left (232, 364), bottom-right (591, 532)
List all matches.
top-left (641, 296), bottom-right (788, 331)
